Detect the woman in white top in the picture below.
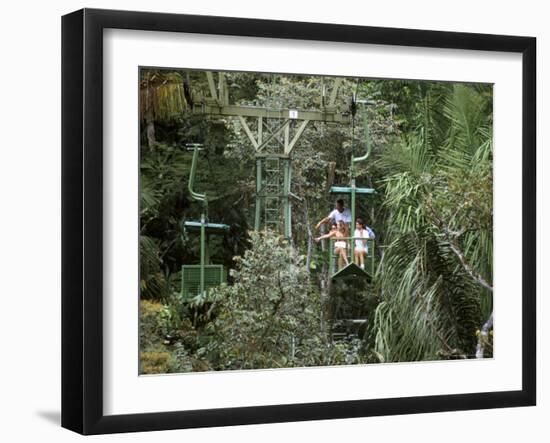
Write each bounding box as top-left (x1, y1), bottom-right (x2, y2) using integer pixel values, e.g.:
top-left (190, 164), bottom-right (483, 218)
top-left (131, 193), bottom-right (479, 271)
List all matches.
top-left (353, 218), bottom-right (370, 270)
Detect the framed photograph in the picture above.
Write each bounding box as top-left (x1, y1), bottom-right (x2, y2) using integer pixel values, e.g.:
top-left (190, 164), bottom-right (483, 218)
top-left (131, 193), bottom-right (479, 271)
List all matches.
top-left (61, 8), bottom-right (536, 435)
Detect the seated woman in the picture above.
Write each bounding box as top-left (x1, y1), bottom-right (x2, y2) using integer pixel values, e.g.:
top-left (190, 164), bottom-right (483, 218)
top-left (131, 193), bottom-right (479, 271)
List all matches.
top-left (315, 221), bottom-right (349, 270)
top-left (353, 218), bottom-right (373, 270)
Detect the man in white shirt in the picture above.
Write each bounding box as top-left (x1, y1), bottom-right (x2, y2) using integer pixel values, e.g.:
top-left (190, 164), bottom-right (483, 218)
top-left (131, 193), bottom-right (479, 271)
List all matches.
top-left (315, 199), bottom-right (352, 230)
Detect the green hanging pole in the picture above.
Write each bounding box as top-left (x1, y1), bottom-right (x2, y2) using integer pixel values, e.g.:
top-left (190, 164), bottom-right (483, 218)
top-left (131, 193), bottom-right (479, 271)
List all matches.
top-left (350, 92), bottom-right (357, 260)
top-left (186, 144), bottom-right (208, 295)
top-left (200, 212), bottom-right (205, 296)
top-left (352, 104), bottom-right (374, 273)
top-left (349, 88), bottom-right (372, 262)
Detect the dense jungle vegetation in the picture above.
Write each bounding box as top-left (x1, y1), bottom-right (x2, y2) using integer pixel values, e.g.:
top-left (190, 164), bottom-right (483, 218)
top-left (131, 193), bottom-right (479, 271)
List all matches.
top-left (139, 69), bottom-right (493, 374)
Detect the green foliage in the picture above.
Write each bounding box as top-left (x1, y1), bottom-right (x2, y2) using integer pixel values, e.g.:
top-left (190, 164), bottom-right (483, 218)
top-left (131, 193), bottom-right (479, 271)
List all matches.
top-left (204, 231), bottom-right (361, 370)
top-left (371, 84), bottom-right (493, 362)
top-left (138, 69), bottom-right (494, 372)
top-left (140, 351), bottom-right (179, 374)
top-left (139, 70), bottom-right (187, 123)
top-left (139, 299), bottom-right (209, 373)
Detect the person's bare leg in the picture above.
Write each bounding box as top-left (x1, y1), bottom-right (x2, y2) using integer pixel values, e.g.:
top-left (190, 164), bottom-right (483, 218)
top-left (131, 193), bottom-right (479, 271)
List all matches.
top-left (341, 249), bottom-right (349, 266)
top-left (337, 249), bottom-right (344, 269)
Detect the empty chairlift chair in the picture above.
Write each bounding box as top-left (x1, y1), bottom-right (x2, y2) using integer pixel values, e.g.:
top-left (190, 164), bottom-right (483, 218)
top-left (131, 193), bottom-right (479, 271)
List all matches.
top-left (180, 144), bottom-right (230, 300)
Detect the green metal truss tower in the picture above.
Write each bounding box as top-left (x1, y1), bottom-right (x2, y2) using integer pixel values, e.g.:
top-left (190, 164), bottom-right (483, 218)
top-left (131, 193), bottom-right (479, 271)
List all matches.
top-left (187, 72), bottom-right (350, 238)
top-left (255, 154), bottom-right (291, 237)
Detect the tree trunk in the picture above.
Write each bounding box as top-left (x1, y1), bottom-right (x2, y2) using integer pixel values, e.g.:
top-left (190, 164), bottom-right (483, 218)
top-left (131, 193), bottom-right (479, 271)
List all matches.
top-left (475, 311), bottom-right (493, 358)
top-left (326, 161), bottom-right (336, 192)
top-left (145, 82), bottom-right (156, 148)
top-left (146, 112), bottom-right (156, 148)
top-left (304, 200), bottom-right (313, 272)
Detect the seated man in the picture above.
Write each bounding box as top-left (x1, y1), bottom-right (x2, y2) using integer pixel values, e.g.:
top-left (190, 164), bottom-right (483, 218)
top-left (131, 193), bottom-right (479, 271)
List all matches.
top-left (315, 199), bottom-right (351, 230)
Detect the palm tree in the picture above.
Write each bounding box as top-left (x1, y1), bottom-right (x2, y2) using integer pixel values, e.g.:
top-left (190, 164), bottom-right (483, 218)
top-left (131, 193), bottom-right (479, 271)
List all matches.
top-left (371, 83), bottom-right (493, 362)
top-left (140, 70), bottom-right (188, 148)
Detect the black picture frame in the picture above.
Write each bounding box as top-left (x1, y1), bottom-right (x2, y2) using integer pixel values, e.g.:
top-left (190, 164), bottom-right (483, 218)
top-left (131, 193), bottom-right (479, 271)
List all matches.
top-left (61, 8), bottom-right (536, 435)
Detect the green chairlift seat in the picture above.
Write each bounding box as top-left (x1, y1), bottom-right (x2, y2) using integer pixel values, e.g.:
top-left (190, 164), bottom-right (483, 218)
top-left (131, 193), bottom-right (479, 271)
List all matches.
top-left (328, 183), bottom-right (375, 281)
top-left (328, 111), bottom-right (376, 281)
top-left (329, 238), bottom-right (375, 281)
top-left (181, 264), bottom-right (227, 299)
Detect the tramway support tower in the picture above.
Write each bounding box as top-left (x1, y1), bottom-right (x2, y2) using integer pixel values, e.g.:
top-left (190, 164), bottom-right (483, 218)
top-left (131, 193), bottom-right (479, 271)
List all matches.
top-left (187, 71), bottom-right (351, 238)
